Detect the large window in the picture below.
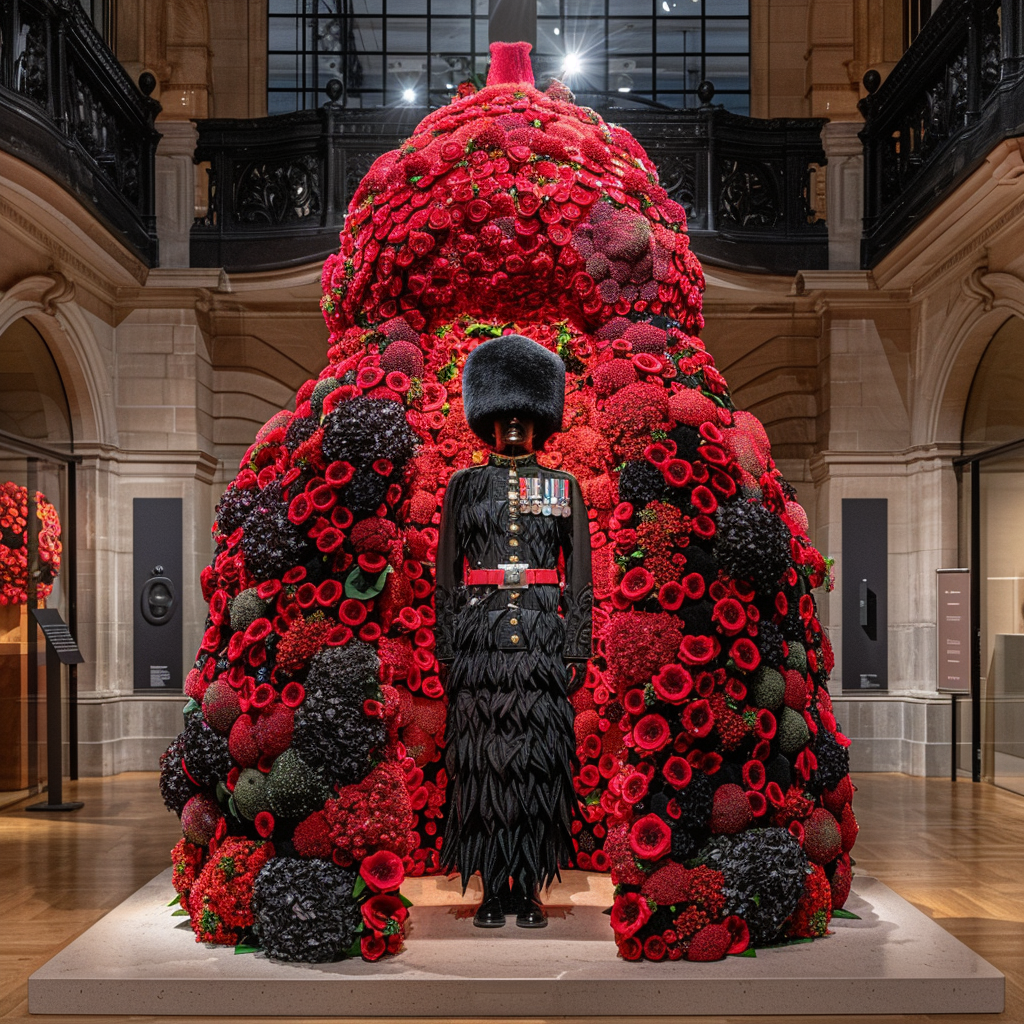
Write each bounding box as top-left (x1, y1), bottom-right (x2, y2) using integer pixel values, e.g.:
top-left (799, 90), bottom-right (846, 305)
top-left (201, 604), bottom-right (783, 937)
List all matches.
top-left (268, 0), bottom-right (749, 113)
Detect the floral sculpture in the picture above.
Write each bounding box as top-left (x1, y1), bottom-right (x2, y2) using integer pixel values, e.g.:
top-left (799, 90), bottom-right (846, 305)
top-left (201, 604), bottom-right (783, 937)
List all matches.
top-left (160, 40), bottom-right (856, 963)
top-left (0, 481), bottom-right (61, 605)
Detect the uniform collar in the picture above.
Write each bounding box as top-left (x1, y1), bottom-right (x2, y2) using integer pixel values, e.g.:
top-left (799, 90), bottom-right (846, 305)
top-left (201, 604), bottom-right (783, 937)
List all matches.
top-left (489, 451), bottom-right (538, 468)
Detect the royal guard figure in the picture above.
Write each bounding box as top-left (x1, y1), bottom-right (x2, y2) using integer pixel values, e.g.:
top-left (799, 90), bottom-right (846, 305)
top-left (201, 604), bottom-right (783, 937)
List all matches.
top-left (435, 334), bottom-right (593, 928)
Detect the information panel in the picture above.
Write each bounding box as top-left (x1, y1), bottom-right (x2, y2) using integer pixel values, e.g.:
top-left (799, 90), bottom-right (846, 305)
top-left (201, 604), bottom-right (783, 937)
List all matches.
top-left (937, 568), bottom-right (970, 693)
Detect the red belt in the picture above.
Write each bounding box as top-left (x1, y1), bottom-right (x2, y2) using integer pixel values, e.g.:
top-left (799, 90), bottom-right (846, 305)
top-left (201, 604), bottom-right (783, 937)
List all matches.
top-left (466, 567), bottom-right (559, 588)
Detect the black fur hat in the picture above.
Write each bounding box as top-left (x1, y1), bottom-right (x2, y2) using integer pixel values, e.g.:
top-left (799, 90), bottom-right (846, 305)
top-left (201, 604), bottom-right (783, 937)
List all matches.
top-left (462, 334), bottom-right (565, 445)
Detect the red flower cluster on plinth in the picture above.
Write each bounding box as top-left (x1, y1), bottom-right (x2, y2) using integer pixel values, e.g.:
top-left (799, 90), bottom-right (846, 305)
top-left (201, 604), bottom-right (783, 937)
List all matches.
top-left (160, 40), bottom-right (856, 964)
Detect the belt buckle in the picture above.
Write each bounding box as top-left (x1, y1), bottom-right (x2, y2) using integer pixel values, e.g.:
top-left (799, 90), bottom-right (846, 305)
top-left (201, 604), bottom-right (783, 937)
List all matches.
top-left (497, 563), bottom-right (529, 589)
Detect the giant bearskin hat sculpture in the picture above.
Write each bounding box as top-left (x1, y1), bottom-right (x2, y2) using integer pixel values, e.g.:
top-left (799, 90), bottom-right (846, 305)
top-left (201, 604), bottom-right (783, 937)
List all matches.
top-left (161, 41), bottom-right (855, 963)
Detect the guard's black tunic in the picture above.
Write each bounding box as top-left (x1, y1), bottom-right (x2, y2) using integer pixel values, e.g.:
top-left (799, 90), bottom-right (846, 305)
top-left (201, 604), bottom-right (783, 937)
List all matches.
top-left (434, 452), bottom-right (593, 895)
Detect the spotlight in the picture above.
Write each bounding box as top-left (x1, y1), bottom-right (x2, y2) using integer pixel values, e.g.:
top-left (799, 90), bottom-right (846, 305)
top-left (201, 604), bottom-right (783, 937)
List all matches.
top-left (553, 26), bottom-right (560, 35)
top-left (662, 1), bottom-right (670, 9)
top-left (402, 87), bottom-right (416, 102)
top-left (562, 52), bottom-right (581, 75)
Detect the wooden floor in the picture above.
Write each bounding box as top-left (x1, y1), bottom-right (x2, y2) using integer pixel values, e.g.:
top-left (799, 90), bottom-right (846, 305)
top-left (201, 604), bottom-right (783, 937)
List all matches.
top-left (1, 772), bottom-right (1021, 1023)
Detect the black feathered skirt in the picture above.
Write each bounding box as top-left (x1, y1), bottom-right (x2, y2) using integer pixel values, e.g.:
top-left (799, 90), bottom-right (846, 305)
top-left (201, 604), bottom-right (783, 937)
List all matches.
top-left (441, 582), bottom-right (578, 894)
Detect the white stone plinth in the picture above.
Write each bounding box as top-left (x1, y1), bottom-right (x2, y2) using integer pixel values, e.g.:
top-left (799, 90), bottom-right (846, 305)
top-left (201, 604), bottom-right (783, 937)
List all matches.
top-left (29, 869), bottom-right (1003, 1016)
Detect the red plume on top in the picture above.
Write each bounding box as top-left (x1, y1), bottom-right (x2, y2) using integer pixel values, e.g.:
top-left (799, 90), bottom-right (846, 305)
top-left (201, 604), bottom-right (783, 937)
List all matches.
top-left (486, 40), bottom-right (535, 86)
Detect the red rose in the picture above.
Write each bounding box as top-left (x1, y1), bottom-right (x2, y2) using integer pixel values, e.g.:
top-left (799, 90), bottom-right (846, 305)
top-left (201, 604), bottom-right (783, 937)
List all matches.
top-left (618, 936), bottom-right (644, 960)
top-left (652, 664), bottom-right (693, 704)
top-left (633, 713), bottom-right (670, 752)
top-left (730, 638), bottom-right (760, 672)
top-left (326, 461), bottom-right (356, 487)
top-left (611, 892), bottom-right (653, 939)
top-left (620, 566), bottom-right (655, 602)
top-left (359, 849), bottom-right (406, 893)
top-left (629, 814), bottom-right (672, 861)
top-left (681, 572), bottom-right (705, 600)
top-left (623, 688), bottom-right (646, 715)
top-left (281, 682), bottom-right (305, 708)
top-left (663, 459), bottom-right (692, 488)
top-left (662, 755), bottom-right (692, 789)
top-left (679, 634), bottom-right (719, 665)
top-left (657, 581), bottom-right (684, 610)
top-left (724, 914), bottom-right (750, 954)
top-left (361, 934), bottom-right (387, 961)
top-left (682, 698), bottom-right (714, 738)
top-left (711, 597), bottom-right (745, 635)
top-left (361, 893), bottom-right (409, 931)
top-left (690, 485), bottom-right (717, 514)
top-left (620, 772), bottom-right (649, 805)
top-left (643, 935), bottom-right (668, 960)
top-left (742, 759), bottom-right (765, 790)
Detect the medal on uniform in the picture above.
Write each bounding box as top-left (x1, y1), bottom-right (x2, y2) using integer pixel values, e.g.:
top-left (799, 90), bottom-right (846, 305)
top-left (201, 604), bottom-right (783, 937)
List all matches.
top-left (542, 477), bottom-right (553, 516)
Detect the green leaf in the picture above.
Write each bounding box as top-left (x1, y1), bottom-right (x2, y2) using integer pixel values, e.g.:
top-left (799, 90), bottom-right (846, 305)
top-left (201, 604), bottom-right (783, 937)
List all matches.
top-left (182, 697), bottom-right (200, 716)
top-left (234, 943), bottom-right (261, 955)
top-left (172, 908), bottom-right (190, 917)
top-left (832, 908), bottom-right (861, 920)
top-left (344, 937), bottom-right (362, 959)
top-left (344, 565), bottom-right (393, 600)
top-left (731, 948), bottom-right (757, 958)
top-left (168, 894), bottom-right (181, 907)
top-left (352, 876), bottom-right (368, 900)
top-left (398, 893), bottom-right (414, 908)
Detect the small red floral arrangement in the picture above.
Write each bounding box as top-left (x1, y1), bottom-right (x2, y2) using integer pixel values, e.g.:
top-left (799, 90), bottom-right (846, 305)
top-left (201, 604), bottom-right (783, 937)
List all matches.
top-left (0, 481), bottom-right (61, 605)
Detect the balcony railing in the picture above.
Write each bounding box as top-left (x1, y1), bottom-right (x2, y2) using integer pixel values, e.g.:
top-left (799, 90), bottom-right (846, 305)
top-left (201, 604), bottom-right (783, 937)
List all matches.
top-left (191, 83), bottom-right (828, 276)
top-left (860, 0), bottom-right (1024, 267)
top-left (0, 0), bottom-right (161, 265)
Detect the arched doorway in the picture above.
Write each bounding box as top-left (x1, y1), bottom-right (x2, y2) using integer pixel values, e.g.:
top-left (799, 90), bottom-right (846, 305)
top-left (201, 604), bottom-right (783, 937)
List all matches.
top-left (0, 317), bottom-right (77, 805)
top-left (959, 316), bottom-right (1024, 794)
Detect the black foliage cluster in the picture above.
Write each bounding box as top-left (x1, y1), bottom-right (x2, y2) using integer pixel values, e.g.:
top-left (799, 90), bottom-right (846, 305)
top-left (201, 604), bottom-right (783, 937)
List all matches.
top-left (763, 751), bottom-right (792, 791)
top-left (616, 460), bottom-right (669, 510)
top-left (666, 424), bottom-right (703, 462)
top-left (293, 641), bottom-right (385, 786)
top-left (715, 500), bottom-right (793, 594)
top-left (181, 713), bottom-right (232, 791)
top-left (668, 769), bottom-right (713, 859)
top-left (680, 543), bottom-right (717, 583)
top-left (811, 728), bottom-right (850, 792)
top-left (682, 599), bottom-right (714, 638)
top-left (756, 621), bottom-right (785, 669)
top-left (252, 857), bottom-right (362, 962)
top-left (215, 483), bottom-right (258, 537)
top-left (698, 827), bottom-right (809, 945)
top-left (159, 732), bottom-right (197, 815)
top-left (321, 398), bottom-right (418, 517)
top-left (240, 480), bottom-right (309, 581)
top-left (284, 414), bottom-right (319, 451)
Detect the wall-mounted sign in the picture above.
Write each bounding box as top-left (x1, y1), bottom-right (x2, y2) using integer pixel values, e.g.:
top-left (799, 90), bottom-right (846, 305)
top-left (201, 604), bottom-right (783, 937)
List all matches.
top-left (937, 568), bottom-right (970, 693)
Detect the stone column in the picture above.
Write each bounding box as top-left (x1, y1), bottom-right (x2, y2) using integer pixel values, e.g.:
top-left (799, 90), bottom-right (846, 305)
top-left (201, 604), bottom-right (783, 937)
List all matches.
top-left (155, 121), bottom-right (198, 269)
top-left (822, 121), bottom-right (864, 271)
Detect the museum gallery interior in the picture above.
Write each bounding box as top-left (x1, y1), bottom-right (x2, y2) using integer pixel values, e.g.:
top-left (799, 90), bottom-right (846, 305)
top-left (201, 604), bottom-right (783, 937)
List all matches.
top-left (3, 0), bottom-right (1024, 1019)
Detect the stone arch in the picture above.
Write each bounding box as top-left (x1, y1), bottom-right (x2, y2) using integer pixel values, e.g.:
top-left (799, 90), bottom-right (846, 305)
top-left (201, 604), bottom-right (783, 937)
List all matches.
top-left (913, 270), bottom-right (1024, 448)
top-left (0, 274), bottom-right (117, 449)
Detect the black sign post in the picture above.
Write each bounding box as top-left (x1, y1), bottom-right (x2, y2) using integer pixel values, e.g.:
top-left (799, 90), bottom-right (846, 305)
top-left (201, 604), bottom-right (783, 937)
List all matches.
top-left (26, 609), bottom-right (84, 813)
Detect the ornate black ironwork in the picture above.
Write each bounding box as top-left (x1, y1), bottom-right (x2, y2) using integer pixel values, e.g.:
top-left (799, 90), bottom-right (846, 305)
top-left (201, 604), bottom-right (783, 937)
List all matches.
top-left (192, 84), bottom-right (827, 275)
top-left (860, 0), bottom-right (1024, 267)
top-left (0, 0), bottom-right (161, 265)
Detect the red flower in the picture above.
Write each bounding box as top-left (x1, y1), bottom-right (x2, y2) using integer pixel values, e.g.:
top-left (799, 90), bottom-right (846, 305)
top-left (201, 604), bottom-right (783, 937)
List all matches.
top-left (742, 759), bottom-right (765, 790)
top-left (682, 698), bottom-right (714, 738)
top-left (711, 597), bottom-right (745, 635)
top-left (662, 756), bottom-right (693, 789)
top-left (690, 485), bottom-right (717, 514)
top-left (679, 634), bottom-right (719, 665)
top-left (621, 772), bottom-right (649, 805)
top-left (618, 936), bottom-right (644, 960)
top-left (623, 688), bottom-right (646, 715)
top-left (652, 664), bottom-right (693, 703)
top-left (663, 459), bottom-right (692, 487)
top-left (643, 935), bottom-right (668, 960)
top-left (255, 811), bottom-right (275, 838)
top-left (633, 713), bottom-right (671, 751)
top-left (359, 849), bottom-right (406, 893)
top-left (620, 566), bottom-right (655, 602)
top-left (755, 708), bottom-right (776, 739)
top-left (681, 572), bottom-right (705, 600)
top-left (361, 934), bottom-right (387, 961)
top-left (362, 893), bottom-right (409, 931)
top-left (629, 814), bottom-right (672, 861)
top-left (611, 892), bottom-right (653, 938)
top-left (723, 915), bottom-right (750, 954)
top-left (658, 581), bottom-right (684, 610)
top-left (325, 461), bottom-right (356, 487)
top-left (730, 638), bottom-right (760, 671)
top-left (372, 459), bottom-right (394, 476)
top-left (281, 682), bottom-right (305, 708)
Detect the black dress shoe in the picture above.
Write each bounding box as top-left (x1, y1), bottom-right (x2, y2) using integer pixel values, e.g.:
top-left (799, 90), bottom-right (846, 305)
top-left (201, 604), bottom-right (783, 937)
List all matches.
top-left (515, 895), bottom-right (547, 929)
top-left (473, 895), bottom-right (506, 928)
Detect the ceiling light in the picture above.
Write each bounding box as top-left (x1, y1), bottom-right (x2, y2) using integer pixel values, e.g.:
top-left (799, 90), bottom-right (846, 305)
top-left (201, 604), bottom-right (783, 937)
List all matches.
top-left (402, 87), bottom-right (416, 102)
top-left (562, 52), bottom-right (581, 75)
